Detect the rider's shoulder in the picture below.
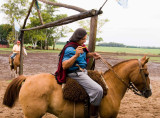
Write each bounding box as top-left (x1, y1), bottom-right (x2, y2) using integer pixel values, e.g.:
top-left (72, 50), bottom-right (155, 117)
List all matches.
top-left (65, 47), bottom-right (75, 52)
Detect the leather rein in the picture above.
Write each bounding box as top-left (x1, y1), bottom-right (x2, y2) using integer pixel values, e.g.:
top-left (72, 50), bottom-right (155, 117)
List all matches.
top-left (99, 57), bottom-right (149, 96)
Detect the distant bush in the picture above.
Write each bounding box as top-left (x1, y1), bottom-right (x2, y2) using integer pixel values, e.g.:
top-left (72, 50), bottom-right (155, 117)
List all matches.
top-left (56, 42), bottom-right (66, 45)
top-left (98, 42), bottom-right (126, 47)
top-left (0, 40), bottom-right (8, 45)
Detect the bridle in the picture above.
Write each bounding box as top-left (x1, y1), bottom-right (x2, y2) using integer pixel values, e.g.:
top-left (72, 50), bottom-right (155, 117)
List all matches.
top-left (129, 59), bottom-right (150, 96)
top-left (99, 57), bottom-right (150, 97)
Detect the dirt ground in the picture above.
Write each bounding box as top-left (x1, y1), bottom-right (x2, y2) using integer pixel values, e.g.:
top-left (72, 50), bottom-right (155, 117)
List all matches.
top-left (0, 51), bottom-right (160, 118)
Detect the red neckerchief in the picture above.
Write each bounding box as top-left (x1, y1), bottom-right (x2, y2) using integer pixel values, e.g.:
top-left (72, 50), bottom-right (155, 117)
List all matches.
top-left (55, 42), bottom-right (88, 84)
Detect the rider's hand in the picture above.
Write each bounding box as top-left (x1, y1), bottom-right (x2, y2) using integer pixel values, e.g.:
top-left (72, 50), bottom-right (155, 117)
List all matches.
top-left (92, 52), bottom-right (101, 60)
top-left (75, 46), bottom-right (84, 57)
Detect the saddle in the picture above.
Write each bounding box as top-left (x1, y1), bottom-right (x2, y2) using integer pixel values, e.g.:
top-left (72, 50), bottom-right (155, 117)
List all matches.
top-left (63, 70), bottom-right (108, 102)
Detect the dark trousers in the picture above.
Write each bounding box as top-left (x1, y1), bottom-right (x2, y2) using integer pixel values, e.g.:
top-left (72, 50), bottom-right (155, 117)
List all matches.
top-left (10, 53), bottom-right (17, 59)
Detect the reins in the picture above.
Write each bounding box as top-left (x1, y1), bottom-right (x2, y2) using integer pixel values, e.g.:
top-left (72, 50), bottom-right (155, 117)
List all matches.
top-left (99, 57), bottom-right (130, 88)
top-left (99, 57), bottom-right (147, 96)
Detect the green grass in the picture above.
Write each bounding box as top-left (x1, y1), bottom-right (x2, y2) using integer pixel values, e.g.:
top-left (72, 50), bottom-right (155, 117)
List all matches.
top-left (117, 56), bottom-right (160, 62)
top-left (95, 46), bottom-right (160, 55)
top-left (0, 47), bottom-right (60, 54)
top-left (1, 45), bottom-right (159, 55)
top-left (1, 45), bottom-right (160, 62)
top-left (26, 49), bottom-right (60, 53)
top-left (55, 45), bottom-right (160, 55)
top-left (0, 47), bottom-right (12, 51)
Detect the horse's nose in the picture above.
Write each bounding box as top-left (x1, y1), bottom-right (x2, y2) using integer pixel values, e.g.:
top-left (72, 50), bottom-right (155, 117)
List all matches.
top-left (143, 89), bottom-right (152, 98)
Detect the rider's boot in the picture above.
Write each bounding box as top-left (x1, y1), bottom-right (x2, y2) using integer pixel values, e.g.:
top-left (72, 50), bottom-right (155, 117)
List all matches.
top-left (90, 104), bottom-right (99, 118)
top-left (10, 59), bottom-right (13, 66)
top-left (10, 58), bottom-right (14, 66)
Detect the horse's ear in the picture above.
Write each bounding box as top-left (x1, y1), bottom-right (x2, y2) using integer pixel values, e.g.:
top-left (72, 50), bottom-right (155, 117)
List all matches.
top-left (141, 56), bottom-right (149, 66)
top-left (145, 57), bottom-right (150, 64)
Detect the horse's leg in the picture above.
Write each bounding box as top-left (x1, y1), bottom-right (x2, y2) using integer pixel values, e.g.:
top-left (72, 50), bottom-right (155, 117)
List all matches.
top-left (10, 66), bottom-right (13, 77)
top-left (21, 99), bottom-right (48, 118)
top-left (20, 86), bottom-right (49, 118)
top-left (14, 66), bottom-right (18, 78)
top-left (11, 69), bottom-right (15, 78)
top-left (9, 58), bottom-right (13, 77)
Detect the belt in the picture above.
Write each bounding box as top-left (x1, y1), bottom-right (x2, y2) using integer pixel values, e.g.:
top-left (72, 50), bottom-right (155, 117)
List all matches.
top-left (67, 69), bottom-right (83, 74)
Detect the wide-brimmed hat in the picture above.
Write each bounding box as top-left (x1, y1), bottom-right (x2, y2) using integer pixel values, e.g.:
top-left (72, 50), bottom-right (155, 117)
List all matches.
top-left (69, 28), bottom-right (87, 42)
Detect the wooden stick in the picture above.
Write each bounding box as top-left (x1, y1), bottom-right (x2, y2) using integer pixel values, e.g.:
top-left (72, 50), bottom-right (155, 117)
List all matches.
top-left (35, 0), bottom-right (44, 25)
top-left (19, 0), bottom-right (36, 75)
top-left (38, 0), bottom-right (87, 12)
top-left (21, 9), bottom-right (102, 31)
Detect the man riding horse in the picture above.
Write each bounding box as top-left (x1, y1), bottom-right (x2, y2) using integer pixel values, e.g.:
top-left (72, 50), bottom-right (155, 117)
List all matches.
top-left (10, 40), bottom-right (21, 66)
top-left (10, 40), bottom-right (27, 66)
top-left (55, 28), bottom-right (103, 118)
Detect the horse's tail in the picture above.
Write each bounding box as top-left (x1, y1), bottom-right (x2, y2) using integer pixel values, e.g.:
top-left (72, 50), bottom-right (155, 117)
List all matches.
top-left (3, 75), bottom-right (26, 108)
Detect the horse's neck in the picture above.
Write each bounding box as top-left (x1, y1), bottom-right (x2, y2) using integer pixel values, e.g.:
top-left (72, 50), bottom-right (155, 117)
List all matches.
top-left (15, 54), bottom-right (20, 61)
top-left (104, 60), bottom-right (137, 100)
top-left (16, 53), bottom-right (20, 58)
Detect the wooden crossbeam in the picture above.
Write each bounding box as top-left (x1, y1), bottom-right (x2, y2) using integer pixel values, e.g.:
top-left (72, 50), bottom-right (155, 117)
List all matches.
top-left (21, 9), bottom-right (102, 31)
top-left (38, 0), bottom-right (86, 12)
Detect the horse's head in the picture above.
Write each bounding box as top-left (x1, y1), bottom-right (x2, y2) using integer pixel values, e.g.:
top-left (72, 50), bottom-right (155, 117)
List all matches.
top-left (129, 56), bottom-right (152, 98)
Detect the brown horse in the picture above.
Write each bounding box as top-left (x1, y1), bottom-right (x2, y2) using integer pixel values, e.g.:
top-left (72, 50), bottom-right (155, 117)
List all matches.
top-left (3, 56), bottom-right (152, 118)
top-left (9, 53), bottom-right (20, 77)
top-left (9, 48), bottom-right (27, 77)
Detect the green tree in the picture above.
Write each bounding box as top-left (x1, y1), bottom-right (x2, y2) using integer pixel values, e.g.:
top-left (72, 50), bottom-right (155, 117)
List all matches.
top-left (1, 0), bottom-right (29, 24)
top-left (7, 31), bottom-right (15, 44)
top-left (24, 1), bottom-right (71, 49)
top-left (0, 24), bottom-right (12, 44)
top-left (1, 0), bottom-right (29, 43)
top-left (42, 1), bottom-right (71, 50)
top-left (78, 18), bottom-right (109, 43)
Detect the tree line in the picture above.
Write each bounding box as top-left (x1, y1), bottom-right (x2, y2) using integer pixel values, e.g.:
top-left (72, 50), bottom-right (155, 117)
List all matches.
top-left (0, 0), bottom-right (72, 50)
top-left (56, 41), bottom-right (160, 49)
top-left (97, 42), bottom-right (160, 49)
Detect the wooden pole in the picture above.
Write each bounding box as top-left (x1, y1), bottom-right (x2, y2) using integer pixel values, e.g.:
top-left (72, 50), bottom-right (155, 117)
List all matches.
top-left (35, 0), bottom-right (44, 25)
top-left (38, 0), bottom-right (86, 12)
top-left (21, 10), bottom-right (102, 31)
top-left (87, 15), bottom-right (98, 70)
top-left (19, 0), bottom-right (36, 75)
top-left (35, 0), bottom-right (48, 49)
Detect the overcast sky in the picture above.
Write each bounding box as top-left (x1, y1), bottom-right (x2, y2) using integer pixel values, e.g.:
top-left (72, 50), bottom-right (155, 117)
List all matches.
top-left (0, 0), bottom-right (160, 47)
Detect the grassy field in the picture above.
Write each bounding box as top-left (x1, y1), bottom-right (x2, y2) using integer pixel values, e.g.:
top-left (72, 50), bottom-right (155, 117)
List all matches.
top-left (1, 45), bottom-right (160, 62)
top-left (95, 46), bottom-right (160, 55)
top-left (54, 45), bottom-right (160, 55)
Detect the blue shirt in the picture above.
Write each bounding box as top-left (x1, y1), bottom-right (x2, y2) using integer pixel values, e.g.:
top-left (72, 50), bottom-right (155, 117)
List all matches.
top-left (62, 47), bottom-right (87, 71)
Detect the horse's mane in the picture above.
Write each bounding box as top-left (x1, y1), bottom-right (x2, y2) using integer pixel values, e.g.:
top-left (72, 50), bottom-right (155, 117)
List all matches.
top-left (104, 59), bottom-right (137, 74)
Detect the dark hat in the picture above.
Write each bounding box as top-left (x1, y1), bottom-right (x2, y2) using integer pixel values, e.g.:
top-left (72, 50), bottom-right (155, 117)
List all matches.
top-left (69, 28), bottom-right (87, 42)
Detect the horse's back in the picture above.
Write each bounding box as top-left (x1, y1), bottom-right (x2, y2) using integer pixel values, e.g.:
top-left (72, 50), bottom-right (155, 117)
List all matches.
top-left (19, 73), bottom-right (56, 98)
top-left (19, 73), bottom-right (59, 117)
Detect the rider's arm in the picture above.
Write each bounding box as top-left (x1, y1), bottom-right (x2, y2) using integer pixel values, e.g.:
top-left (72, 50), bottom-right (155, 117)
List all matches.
top-left (12, 45), bottom-right (17, 53)
top-left (62, 46), bottom-right (83, 70)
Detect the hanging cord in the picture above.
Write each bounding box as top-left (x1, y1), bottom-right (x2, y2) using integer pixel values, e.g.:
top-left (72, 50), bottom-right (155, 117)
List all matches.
top-left (73, 101), bottom-right (76, 118)
top-left (35, 0), bottom-right (40, 9)
top-left (97, 0), bottom-right (108, 14)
